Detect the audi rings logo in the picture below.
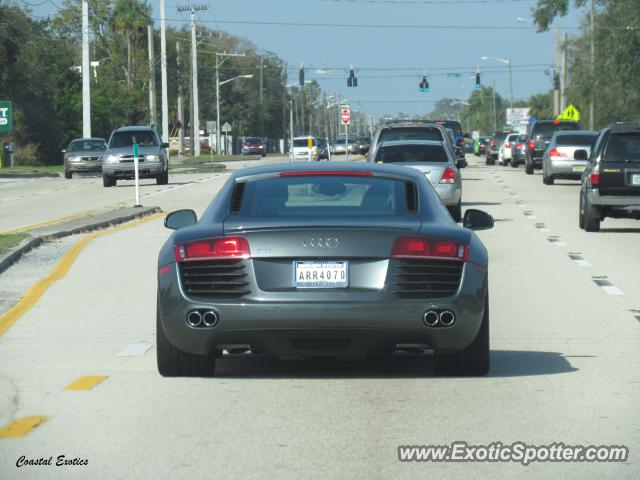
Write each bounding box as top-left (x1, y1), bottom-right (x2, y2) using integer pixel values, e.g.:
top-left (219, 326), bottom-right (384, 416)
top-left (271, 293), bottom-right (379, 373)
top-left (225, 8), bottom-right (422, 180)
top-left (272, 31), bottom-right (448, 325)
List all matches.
top-left (302, 237), bottom-right (340, 248)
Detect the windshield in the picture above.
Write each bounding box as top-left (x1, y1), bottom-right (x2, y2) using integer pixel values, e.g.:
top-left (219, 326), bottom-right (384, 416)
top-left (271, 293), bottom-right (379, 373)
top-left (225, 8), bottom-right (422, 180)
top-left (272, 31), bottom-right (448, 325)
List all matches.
top-left (245, 138), bottom-right (262, 144)
top-left (494, 132), bottom-right (510, 142)
top-left (603, 133), bottom-right (640, 163)
top-left (534, 122), bottom-right (580, 139)
top-left (555, 134), bottom-right (596, 146)
top-left (109, 131), bottom-right (158, 148)
top-left (293, 139), bottom-right (316, 147)
top-left (68, 140), bottom-right (106, 152)
top-left (378, 128), bottom-right (443, 144)
top-left (241, 176), bottom-right (410, 217)
top-left (375, 144), bottom-right (448, 163)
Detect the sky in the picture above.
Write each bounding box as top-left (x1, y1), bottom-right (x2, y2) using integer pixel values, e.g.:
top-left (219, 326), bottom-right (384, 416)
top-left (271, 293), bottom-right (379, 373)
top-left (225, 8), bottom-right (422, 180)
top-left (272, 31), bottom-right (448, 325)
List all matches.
top-left (29, 0), bottom-right (587, 117)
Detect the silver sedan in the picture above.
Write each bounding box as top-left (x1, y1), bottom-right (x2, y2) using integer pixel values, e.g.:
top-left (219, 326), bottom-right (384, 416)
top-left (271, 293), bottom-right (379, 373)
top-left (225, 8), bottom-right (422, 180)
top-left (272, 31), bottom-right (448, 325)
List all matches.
top-left (542, 130), bottom-right (597, 185)
top-left (368, 140), bottom-right (466, 221)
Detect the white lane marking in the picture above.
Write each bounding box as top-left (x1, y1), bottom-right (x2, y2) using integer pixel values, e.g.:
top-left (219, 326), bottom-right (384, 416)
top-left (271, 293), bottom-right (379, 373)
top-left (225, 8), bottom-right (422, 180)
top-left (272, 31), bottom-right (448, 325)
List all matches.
top-left (547, 236), bottom-right (567, 247)
top-left (144, 173), bottom-right (231, 198)
top-left (592, 276), bottom-right (624, 296)
top-left (116, 342), bottom-right (152, 357)
top-left (568, 252), bottom-right (591, 267)
top-left (535, 223), bottom-right (550, 233)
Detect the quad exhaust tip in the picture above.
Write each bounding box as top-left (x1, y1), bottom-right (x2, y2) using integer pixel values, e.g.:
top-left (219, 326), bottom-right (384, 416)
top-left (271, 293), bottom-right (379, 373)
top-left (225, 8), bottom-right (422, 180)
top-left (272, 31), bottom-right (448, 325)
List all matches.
top-left (439, 310), bottom-right (455, 327)
top-left (202, 310), bottom-right (219, 327)
top-left (187, 310), bottom-right (202, 327)
top-left (423, 311), bottom-right (439, 327)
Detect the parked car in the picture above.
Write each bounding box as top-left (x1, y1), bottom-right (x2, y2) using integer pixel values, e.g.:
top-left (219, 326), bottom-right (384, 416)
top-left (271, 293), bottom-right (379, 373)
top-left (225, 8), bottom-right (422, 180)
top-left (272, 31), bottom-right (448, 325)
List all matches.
top-left (579, 123), bottom-right (640, 231)
top-left (542, 130), bottom-right (597, 185)
top-left (102, 126), bottom-right (169, 187)
top-left (524, 120), bottom-right (580, 174)
top-left (316, 137), bottom-right (331, 160)
top-left (291, 136), bottom-right (317, 160)
top-left (157, 162), bottom-right (494, 377)
top-left (241, 137), bottom-right (266, 156)
top-left (498, 133), bottom-right (520, 166)
top-left (369, 140), bottom-right (466, 222)
top-left (510, 134), bottom-right (529, 167)
top-left (62, 138), bottom-right (106, 179)
top-left (486, 131), bottom-right (513, 165)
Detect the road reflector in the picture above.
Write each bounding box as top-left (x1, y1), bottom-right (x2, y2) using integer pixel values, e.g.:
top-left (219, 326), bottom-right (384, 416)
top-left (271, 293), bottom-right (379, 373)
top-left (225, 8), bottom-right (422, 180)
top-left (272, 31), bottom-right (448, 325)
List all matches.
top-left (0, 416), bottom-right (48, 438)
top-left (116, 342), bottom-right (152, 357)
top-left (65, 375), bottom-right (107, 391)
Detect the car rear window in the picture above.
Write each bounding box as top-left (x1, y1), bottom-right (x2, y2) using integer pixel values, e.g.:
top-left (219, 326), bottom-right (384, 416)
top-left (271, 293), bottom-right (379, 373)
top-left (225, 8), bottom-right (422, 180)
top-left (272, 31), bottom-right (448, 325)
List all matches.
top-left (375, 144), bottom-right (448, 163)
top-left (603, 133), bottom-right (640, 163)
top-left (293, 139), bottom-right (316, 147)
top-left (555, 134), bottom-right (596, 146)
top-left (379, 128), bottom-right (443, 143)
top-left (436, 121), bottom-right (463, 137)
top-left (241, 176), bottom-right (410, 217)
top-left (533, 122), bottom-right (580, 139)
top-left (68, 140), bottom-right (106, 152)
top-left (110, 131), bottom-right (157, 148)
top-left (494, 132), bottom-right (510, 142)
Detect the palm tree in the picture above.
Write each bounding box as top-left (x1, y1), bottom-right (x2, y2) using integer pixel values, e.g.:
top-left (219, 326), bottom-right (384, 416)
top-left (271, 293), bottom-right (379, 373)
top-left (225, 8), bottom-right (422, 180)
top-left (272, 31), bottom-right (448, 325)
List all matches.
top-left (111, 0), bottom-right (150, 87)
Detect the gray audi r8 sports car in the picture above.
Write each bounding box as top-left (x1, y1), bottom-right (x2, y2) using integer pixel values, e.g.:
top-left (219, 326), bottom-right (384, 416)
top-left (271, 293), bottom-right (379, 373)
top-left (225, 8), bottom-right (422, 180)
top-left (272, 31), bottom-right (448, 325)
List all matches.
top-left (157, 162), bottom-right (494, 377)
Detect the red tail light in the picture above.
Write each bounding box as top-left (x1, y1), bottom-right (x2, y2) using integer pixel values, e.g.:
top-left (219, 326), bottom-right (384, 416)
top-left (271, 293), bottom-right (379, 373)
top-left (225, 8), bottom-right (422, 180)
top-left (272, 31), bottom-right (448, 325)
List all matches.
top-left (516, 143), bottom-right (523, 150)
top-left (548, 148), bottom-right (567, 158)
top-left (528, 139), bottom-right (535, 152)
top-left (279, 171), bottom-right (372, 177)
top-left (590, 172), bottom-right (600, 186)
top-left (457, 139), bottom-right (465, 146)
top-left (504, 143), bottom-right (511, 149)
top-left (391, 236), bottom-right (469, 261)
top-left (552, 120), bottom-right (561, 125)
top-left (439, 166), bottom-right (456, 184)
top-left (175, 237), bottom-right (251, 263)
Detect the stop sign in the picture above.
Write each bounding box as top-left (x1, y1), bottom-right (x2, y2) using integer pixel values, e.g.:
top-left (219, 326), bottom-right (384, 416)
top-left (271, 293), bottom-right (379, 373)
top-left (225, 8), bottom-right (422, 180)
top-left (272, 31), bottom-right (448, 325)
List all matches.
top-left (340, 107), bottom-right (351, 125)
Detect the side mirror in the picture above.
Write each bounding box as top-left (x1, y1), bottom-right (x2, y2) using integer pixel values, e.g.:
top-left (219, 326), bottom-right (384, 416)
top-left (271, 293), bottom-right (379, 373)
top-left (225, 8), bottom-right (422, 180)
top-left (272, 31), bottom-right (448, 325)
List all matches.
top-left (161, 142), bottom-right (170, 149)
top-left (165, 209), bottom-right (197, 230)
top-left (61, 149), bottom-right (66, 153)
top-left (574, 149), bottom-right (588, 161)
top-left (463, 209), bottom-right (494, 231)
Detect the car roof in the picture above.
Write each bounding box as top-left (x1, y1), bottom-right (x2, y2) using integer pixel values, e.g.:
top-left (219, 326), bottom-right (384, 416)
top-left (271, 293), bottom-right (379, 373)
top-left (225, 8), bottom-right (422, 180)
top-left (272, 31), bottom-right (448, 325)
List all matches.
top-left (607, 123), bottom-right (640, 133)
top-left (114, 125), bottom-right (157, 132)
top-left (231, 160), bottom-right (426, 182)
top-left (553, 130), bottom-right (596, 135)
top-left (70, 137), bottom-right (105, 142)
top-left (378, 140), bottom-right (445, 147)
top-left (293, 136), bottom-right (315, 140)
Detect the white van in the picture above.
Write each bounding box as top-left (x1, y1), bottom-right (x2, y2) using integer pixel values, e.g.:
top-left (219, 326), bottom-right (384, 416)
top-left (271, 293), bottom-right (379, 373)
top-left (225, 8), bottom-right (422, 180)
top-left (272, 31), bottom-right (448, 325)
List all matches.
top-left (291, 136), bottom-right (317, 161)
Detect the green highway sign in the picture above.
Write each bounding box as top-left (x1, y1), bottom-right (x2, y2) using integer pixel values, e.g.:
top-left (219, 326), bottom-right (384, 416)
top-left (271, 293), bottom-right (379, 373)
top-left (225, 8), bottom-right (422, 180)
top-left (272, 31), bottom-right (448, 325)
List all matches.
top-left (0, 101), bottom-right (12, 133)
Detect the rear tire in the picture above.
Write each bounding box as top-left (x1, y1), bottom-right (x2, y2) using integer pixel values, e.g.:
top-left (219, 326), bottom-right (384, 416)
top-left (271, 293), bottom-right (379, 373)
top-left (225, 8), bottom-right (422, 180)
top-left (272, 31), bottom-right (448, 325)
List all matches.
top-left (583, 194), bottom-right (601, 232)
top-left (65, 170), bottom-right (72, 179)
top-left (448, 200), bottom-right (462, 223)
top-left (156, 169), bottom-right (169, 185)
top-left (510, 159), bottom-right (519, 168)
top-left (525, 161), bottom-right (534, 175)
top-left (103, 175), bottom-right (116, 187)
top-left (579, 192), bottom-right (585, 229)
top-left (543, 171), bottom-right (554, 185)
top-left (435, 292), bottom-right (490, 376)
top-left (156, 300), bottom-right (216, 377)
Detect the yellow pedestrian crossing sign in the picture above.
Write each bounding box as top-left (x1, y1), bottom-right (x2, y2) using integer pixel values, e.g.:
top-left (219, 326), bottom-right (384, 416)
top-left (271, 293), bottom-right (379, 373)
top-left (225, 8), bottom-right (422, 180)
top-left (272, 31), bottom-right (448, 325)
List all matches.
top-left (557, 104), bottom-right (580, 122)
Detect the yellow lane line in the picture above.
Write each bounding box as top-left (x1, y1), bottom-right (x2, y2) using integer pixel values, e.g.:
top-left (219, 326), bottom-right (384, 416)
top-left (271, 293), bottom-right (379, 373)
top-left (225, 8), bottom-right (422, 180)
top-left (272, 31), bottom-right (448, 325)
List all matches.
top-left (0, 416), bottom-right (48, 438)
top-left (1, 214), bottom-right (81, 235)
top-left (65, 375), bottom-right (108, 391)
top-left (0, 211), bottom-right (164, 337)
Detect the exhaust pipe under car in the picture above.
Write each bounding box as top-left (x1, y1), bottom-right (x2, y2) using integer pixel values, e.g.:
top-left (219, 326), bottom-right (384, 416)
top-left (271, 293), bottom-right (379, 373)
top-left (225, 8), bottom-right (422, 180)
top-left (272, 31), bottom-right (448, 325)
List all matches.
top-left (439, 310), bottom-right (455, 327)
top-left (186, 311), bottom-right (203, 327)
top-left (202, 310), bottom-right (219, 327)
top-left (423, 311), bottom-right (439, 327)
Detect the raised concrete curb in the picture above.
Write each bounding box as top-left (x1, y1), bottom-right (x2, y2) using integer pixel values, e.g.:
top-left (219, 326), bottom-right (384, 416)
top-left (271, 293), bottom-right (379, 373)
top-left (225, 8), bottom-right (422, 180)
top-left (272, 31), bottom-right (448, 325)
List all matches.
top-left (0, 206), bottom-right (161, 275)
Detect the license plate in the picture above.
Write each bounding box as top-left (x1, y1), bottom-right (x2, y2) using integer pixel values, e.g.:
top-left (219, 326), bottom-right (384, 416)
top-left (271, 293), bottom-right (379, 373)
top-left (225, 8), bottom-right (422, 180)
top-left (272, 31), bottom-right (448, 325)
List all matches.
top-left (632, 174), bottom-right (640, 186)
top-left (294, 261), bottom-right (348, 288)
top-left (572, 165), bottom-right (586, 172)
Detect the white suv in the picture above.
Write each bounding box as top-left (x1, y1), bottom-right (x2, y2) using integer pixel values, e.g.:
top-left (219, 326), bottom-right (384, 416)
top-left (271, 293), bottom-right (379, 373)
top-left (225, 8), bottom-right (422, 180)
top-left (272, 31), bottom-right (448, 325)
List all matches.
top-left (498, 133), bottom-right (519, 166)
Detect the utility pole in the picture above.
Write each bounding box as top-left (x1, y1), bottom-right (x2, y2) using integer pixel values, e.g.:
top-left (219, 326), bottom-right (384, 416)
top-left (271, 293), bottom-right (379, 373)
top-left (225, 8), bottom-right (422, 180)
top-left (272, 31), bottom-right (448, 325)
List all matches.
top-left (589, 0), bottom-right (595, 129)
top-left (147, 24), bottom-right (157, 126)
top-left (259, 57), bottom-right (264, 138)
top-left (160, 0), bottom-right (169, 143)
top-left (507, 60), bottom-right (513, 109)
top-left (176, 40), bottom-right (185, 155)
top-left (553, 27), bottom-right (561, 116)
top-left (216, 52), bottom-right (246, 155)
top-left (81, 0), bottom-right (91, 137)
top-left (492, 79), bottom-right (497, 132)
top-left (560, 31), bottom-right (568, 111)
top-left (178, 4), bottom-right (208, 158)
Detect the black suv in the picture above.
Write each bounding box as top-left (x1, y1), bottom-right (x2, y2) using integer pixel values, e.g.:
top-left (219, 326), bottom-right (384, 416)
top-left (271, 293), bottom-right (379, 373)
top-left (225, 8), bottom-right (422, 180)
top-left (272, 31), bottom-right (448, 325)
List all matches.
top-left (525, 120), bottom-right (580, 174)
top-left (579, 123), bottom-right (640, 231)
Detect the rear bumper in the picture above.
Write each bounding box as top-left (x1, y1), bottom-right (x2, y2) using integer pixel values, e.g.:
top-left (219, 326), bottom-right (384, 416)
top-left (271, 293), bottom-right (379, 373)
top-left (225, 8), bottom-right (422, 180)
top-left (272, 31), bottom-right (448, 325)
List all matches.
top-left (587, 188), bottom-right (640, 206)
top-left (433, 183), bottom-right (462, 206)
top-left (158, 262), bottom-right (488, 359)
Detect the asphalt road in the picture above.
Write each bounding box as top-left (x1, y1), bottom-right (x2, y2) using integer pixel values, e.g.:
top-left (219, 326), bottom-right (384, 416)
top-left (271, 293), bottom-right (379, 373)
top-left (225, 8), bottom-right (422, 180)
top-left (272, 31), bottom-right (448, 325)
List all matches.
top-left (0, 156), bottom-right (638, 479)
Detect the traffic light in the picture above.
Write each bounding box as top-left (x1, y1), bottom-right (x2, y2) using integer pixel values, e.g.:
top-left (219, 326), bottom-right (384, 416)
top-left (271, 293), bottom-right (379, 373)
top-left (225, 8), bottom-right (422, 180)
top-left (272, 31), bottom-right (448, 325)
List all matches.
top-left (419, 76), bottom-right (429, 93)
top-left (347, 68), bottom-right (357, 87)
top-left (553, 72), bottom-right (560, 90)
top-left (475, 72), bottom-right (481, 89)
top-left (299, 67), bottom-right (304, 86)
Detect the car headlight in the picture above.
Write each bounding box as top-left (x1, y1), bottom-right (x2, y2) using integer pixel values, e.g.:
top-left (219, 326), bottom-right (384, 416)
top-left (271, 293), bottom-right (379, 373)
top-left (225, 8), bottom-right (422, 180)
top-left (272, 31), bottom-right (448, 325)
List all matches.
top-left (104, 155), bottom-right (120, 164)
top-left (67, 156), bottom-right (81, 162)
top-left (145, 154), bottom-right (160, 162)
